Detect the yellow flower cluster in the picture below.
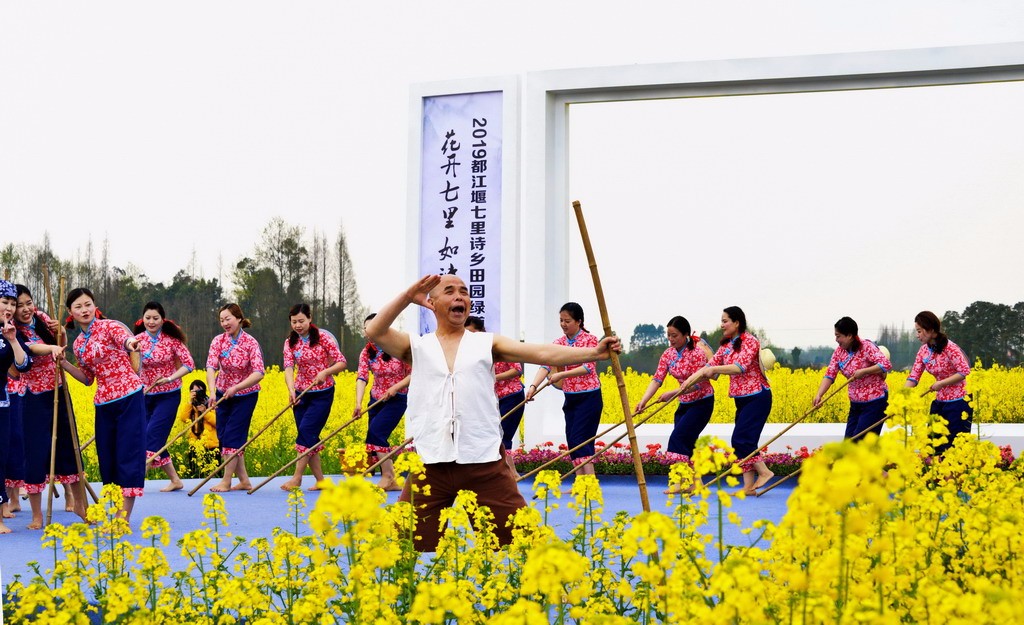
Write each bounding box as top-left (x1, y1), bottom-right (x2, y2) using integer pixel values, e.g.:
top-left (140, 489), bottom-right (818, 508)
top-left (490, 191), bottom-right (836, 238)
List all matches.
top-left (608, 362), bottom-right (1024, 424)
top-left (8, 386), bottom-right (1023, 623)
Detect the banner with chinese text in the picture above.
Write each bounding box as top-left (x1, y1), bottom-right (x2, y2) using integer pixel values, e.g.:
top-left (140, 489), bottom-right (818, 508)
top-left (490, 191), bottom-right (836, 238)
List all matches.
top-left (419, 91), bottom-right (503, 334)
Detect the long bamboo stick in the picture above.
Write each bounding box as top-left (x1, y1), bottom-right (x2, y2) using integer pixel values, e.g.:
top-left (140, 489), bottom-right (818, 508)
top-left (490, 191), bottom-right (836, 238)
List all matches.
top-left (571, 200), bottom-right (649, 511)
top-left (704, 379), bottom-right (851, 489)
top-left (247, 395), bottom-right (387, 494)
top-left (187, 383), bottom-right (316, 496)
top-left (44, 267), bottom-right (60, 524)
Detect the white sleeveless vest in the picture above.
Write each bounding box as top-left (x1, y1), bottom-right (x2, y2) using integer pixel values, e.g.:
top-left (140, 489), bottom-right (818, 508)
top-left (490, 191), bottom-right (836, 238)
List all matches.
top-left (407, 330), bottom-right (502, 464)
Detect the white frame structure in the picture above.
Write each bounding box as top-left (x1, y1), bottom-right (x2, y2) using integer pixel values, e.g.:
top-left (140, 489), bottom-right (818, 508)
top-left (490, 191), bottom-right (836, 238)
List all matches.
top-left (411, 43), bottom-right (1024, 451)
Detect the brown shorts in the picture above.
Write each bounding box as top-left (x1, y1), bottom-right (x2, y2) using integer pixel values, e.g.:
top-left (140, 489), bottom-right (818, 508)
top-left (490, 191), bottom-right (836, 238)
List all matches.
top-left (398, 448), bottom-right (526, 552)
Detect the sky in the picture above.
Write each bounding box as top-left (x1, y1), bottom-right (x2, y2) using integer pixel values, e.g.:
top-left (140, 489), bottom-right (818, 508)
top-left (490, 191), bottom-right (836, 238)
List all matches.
top-left (3, 1), bottom-right (1024, 349)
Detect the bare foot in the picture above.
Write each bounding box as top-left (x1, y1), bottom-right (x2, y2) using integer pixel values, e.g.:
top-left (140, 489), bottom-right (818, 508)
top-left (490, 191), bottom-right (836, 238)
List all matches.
top-left (306, 483), bottom-right (322, 492)
top-left (65, 501), bottom-right (75, 513)
top-left (27, 516), bottom-right (43, 530)
top-left (752, 471), bottom-right (775, 491)
top-left (0, 520), bottom-right (11, 534)
top-left (2, 506), bottom-right (15, 519)
top-left (279, 479), bottom-right (301, 491)
top-left (230, 481), bottom-right (252, 491)
top-left (377, 478), bottom-right (402, 492)
top-left (210, 481), bottom-right (232, 493)
top-left (74, 504), bottom-right (88, 523)
top-left (664, 483), bottom-right (695, 495)
top-left (160, 481), bottom-right (184, 493)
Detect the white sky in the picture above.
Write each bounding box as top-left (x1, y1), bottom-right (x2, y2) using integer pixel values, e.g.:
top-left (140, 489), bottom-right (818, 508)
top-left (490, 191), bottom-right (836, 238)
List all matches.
top-left (3, 1), bottom-right (1023, 348)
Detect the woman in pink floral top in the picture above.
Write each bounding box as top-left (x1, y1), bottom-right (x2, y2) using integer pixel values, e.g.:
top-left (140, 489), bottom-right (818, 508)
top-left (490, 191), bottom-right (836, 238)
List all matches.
top-left (134, 301), bottom-right (195, 492)
top-left (205, 303), bottom-right (265, 493)
top-left (905, 310), bottom-right (972, 454)
top-left (14, 285), bottom-right (86, 527)
top-left (281, 303), bottom-right (347, 491)
top-left (466, 315), bottom-right (525, 475)
top-left (683, 306), bottom-right (773, 495)
top-left (527, 302), bottom-right (602, 479)
top-left (61, 288), bottom-right (146, 522)
top-left (814, 317), bottom-right (892, 441)
top-left (635, 316), bottom-right (715, 491)
top-left (354, 313), bottom-right (410, 491)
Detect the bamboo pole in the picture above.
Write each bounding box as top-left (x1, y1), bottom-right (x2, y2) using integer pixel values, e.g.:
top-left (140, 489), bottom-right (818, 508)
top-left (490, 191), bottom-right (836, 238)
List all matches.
top-left (571, 200), bottom-right (649, 511)
top-left (247, 395), bottom-right (387, 494)
top-left (705, 378), bottom-right (851, 489)
top-left (754, 388), bottom-right (931, 497)
top-left (43, 267), bottom-right (60, 524)
top-left (187, 383), bottom-right (316, 496)
top-left (145, 398), bottom-right (223, 469)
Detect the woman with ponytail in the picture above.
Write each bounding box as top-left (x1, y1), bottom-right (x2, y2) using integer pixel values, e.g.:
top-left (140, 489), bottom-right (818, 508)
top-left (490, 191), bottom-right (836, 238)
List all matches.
top-left (635, 316), bottom-right (715, 491)
top-left (61, 287), bottom-right (146, 522)
top-left (683, 306), bottom-right (774, 495)
top-left (281, 303), bottom-right (347, 490)
top-left (13, 284), bottom-right (84, 527)
top-left (814, 317), bottom-right (892, 440)
top-left (354, 313), bottom-right (410, 491)
top-left (134, 301), bottom-right (195, 492)
top-left (905, 310), bottom-right (972, 454)
top-left (205, 303), bottom-right (264, 493)
top-left (527, 302), bottom-right (603, 479)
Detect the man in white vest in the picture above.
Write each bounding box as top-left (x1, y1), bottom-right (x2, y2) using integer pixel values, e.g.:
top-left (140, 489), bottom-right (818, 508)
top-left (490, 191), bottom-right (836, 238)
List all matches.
top-left (366, 274), bottom-right (621, 551)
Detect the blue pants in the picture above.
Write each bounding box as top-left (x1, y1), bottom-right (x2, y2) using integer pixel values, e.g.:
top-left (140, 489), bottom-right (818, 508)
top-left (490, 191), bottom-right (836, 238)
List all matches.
top-left (667, 395), bottom-right (714, 457)
top-left (216, 392), bottom-right (259, 449)
top-left (95, 390), bottom-right (146, 490)
top-left (930, 397), bottom-right (973, 455)
top-left (498, 389), bottom-right (526, 450)
top-left (294, 388), bottom-right (334, 448)
top-left (366, 394), bottom-right (407, 449)
top-left (564, 389), bottom-right (603, 459)
top-left (23, 390), bottom-right (79, 485)
top-left (0, 404), bottom-right (8, 504)
top-left (6, 393), bottom-right (25, 484)
top-left (145, 392), bottom-right (181, 460)
top-left (732, 389), bottom-right (772, 462)
top-left (845, 394), bottom-right (888, 440)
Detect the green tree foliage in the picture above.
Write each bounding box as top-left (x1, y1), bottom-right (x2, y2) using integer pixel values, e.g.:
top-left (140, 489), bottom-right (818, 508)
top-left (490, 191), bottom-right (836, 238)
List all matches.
top-left (943, 301), bottom-right (1024, 367)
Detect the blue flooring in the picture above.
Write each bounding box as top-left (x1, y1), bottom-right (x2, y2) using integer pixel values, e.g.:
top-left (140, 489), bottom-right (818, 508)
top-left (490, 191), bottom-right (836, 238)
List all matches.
top-left (0, 474), bottom-right (795, 589)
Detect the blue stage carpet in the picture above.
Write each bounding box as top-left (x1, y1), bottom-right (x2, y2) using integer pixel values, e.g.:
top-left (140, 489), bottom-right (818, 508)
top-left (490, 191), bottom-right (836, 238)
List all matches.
top-left (0, 474), bottom-right (795, 589)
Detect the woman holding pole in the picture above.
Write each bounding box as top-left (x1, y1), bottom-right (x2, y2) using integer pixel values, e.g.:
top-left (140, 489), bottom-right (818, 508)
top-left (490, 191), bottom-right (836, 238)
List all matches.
top-left (134, 301), bottom-right (194, 492)
top-left (0, 280), bottom-right (33, 533)
top-left (354, 313), bottom-right (410, 491)
top-left (905, 310), bottom-right (972, 454)
top-left (814, 317), bottom-right (892, 440)
top-left (635, 316), bottom-right (715, 491)
top-left (527, 302), bottom-right (602, 479)
top-left (280, 303), bottom-right (347, 491)
top-left (61, 287), bottom-right (146, 522)
top-left (14, 284), bottom-right (86, 527)
top-left (205, 303), bottom-right (264, 493)
top-left (466, 315), bottom-right (525, 475)
top-left (682, 306), bottom-right (773, 495)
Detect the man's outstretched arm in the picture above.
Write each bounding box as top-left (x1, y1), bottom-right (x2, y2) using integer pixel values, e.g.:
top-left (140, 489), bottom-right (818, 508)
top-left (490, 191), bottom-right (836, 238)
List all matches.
top-left (365, 275), bottom-right (440, 364)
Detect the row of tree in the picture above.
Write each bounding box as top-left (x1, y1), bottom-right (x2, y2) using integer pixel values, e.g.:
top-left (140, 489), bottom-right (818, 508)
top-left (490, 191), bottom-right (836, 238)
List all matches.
top-left (0, 218), bottom-right (370, 368)
top-left (625, 300), bottom-right (1024, 373)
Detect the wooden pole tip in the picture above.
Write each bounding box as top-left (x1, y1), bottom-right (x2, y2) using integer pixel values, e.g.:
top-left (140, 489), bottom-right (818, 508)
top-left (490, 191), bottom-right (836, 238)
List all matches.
top-left (571, 200), bottom-right (581, 209)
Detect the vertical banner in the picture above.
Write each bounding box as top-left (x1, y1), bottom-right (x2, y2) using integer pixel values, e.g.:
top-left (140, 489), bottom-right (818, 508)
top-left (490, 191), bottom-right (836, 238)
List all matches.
top-left (419, 91), bottom-right (503, 334)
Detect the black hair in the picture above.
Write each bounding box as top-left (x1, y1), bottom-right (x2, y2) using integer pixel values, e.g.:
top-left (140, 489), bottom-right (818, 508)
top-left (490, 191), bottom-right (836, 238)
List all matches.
top-left (14, 284), bottom-right (58, 345)
top-left (363, 312), bottom-right (390, 362)
top-left (287, 303), bottom-right (321, 349)
top-left (834, 316), bottom-right (862, 352)
top-left (667, 315), bottom-right (695, 351)
top-left (465, 315), bottom-right (485, 331)
top-left (914, 310), bottom-right (948, 354)
top-left (134, 301), bottom-right (188, 343)
top-left (721, 306), bottom-right (748, 351)
top-left (559, 302), bottom-right (587, 334)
